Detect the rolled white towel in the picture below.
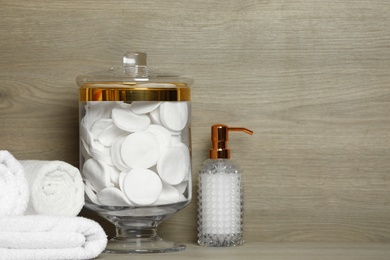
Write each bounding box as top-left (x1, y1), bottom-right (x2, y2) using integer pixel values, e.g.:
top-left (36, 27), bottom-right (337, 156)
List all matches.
top-left (20, 160), bottom-right (84, 216)
top-left (0, 150), bottom-right (29, 216)
top-left (0, 215), bottom-right (107, 260)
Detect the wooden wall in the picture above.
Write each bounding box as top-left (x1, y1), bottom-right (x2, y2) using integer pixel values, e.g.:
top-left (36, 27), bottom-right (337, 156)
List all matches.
top-left (1, 0), bottom-right (389, 243)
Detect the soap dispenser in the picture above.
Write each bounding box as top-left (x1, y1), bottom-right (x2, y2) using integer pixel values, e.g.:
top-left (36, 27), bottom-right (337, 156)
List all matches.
top-left (197, 124), bottom-right (253, 247)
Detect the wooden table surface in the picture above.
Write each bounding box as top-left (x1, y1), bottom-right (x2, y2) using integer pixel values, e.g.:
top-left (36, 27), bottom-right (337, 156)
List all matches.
top-left (97, 242), bottom-right (390, 260)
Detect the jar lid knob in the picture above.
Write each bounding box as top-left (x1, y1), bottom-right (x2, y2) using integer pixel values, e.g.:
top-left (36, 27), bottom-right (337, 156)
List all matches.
top-left (123, 52), bottom-right (147, 66)
top-left (123, 52), bottom-right (148, 77)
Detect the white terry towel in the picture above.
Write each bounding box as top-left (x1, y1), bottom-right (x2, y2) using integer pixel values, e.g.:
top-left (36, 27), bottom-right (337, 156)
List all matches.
top-left (0, 215), bottom-right (107, 260)
top-left (20, 160), bottom-right (84, 216)
top-left (0, 150), bottom-right (29, 216)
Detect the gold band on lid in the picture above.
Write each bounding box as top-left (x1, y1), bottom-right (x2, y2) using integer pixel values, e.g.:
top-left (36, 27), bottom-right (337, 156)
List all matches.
top-left (79, 83), bottom-right (191, 102)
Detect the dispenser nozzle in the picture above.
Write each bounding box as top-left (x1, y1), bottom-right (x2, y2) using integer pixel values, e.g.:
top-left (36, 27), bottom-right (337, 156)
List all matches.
top-left (210, 124), bottom-right (253, 159)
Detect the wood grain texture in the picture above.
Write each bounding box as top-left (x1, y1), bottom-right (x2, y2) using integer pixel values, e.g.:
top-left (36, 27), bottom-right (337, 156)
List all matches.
top-left (0, 0), bottom-right (389, 243)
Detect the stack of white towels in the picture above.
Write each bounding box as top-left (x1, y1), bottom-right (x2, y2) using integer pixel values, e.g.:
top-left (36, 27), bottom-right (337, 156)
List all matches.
top-left (0, 150), bottom-right (107, 260)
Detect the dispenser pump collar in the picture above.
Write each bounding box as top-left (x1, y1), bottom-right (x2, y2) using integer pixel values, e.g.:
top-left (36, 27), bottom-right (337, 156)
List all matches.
top-left (209, 124), bottom-right (253, 159)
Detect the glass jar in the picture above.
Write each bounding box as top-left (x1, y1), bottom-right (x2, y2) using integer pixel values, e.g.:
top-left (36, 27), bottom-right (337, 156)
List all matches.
top-left (77, 52), bottom-right (192, 253)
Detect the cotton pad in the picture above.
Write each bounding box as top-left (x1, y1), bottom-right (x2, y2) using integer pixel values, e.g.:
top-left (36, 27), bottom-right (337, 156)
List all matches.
top-left (82, 159), bottom-right (114, 191)
top-left (89, 141), bottom-right (113, 166)
top-left (98, 124), bottom-right (127, 147)
top-left (112, 107), bottom-right (150, 132)
top-left (157, 143), bottom-right (190, 185)
top-left (159, 102), bottom-right (188, 131)
top-left (122, 168), bottom-right (162, 206)
top-left (174, 181), bottom-right (188, 195)
top-left (83, 101), bottom-right (116, 130)
top-left (109, 168), bottom-right (120, 186)
top-left (146, 124), bottom-right (172, 153)
top-left (97, 187), bottom-right (133, 206)
top-left (149, 106), bottom-right (162, 125)
top-left (130, 101), bottom-right (161, 115)
top-left (171, 135), bottom-right (182, 145)
top-left (91, 119), bottom-right (113, 140)
top-left (84, 180), bottom-right (100, 205)
top-left (80, 137), bottom-right (92, 159)
top-left (153, 182), bottom-right (181, 205)
top-left (121, 131), bottom-right (161, 169)
top-left (118, 171), bottom-right (127, 192)
top-left (80, 122), bottom-right (94, 147)
top-left (111, 136), bottom-right (132, 172)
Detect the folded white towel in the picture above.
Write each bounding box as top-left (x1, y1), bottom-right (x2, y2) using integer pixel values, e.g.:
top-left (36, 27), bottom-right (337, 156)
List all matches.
top-left (20, 160), bottom-right (84, 216)
top-left (0, 215), bottom-right (107, 260)
top-left (0, 151), bottom-right (29, 216)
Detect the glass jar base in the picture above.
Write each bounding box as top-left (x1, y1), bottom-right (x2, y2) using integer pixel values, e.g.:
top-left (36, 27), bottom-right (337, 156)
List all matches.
top-left (88, 202), bottom-right (190, 254)
top-left (104, 236), bottom-right (186, 254)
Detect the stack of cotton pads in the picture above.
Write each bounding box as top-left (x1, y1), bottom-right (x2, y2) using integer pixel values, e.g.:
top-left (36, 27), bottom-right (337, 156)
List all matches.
top-left (80, 101), bottom-right (191, 207)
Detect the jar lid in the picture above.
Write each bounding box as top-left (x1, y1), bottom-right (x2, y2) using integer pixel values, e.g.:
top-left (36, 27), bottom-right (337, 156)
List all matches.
top-left (78, 52), bottom-right (192, 102)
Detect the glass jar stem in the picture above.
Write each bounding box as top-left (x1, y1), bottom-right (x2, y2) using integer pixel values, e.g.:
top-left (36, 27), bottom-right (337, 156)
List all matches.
top-left (115, 226), bottom-right (158, 240)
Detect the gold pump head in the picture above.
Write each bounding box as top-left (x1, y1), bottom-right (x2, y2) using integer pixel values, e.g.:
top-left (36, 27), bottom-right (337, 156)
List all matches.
top-left (209, 124), bottom-right (253, 159)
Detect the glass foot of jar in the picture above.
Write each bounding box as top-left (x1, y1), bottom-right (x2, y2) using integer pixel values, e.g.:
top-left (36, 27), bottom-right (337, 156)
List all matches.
top-left (104, 236), bottom-right (186, 254)
top-left (103, 226), bottom-right (186, 254)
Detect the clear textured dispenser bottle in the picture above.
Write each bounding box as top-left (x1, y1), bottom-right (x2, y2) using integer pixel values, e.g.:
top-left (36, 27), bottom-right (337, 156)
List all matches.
top-left (197, 124), bottom-right (253, 247)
